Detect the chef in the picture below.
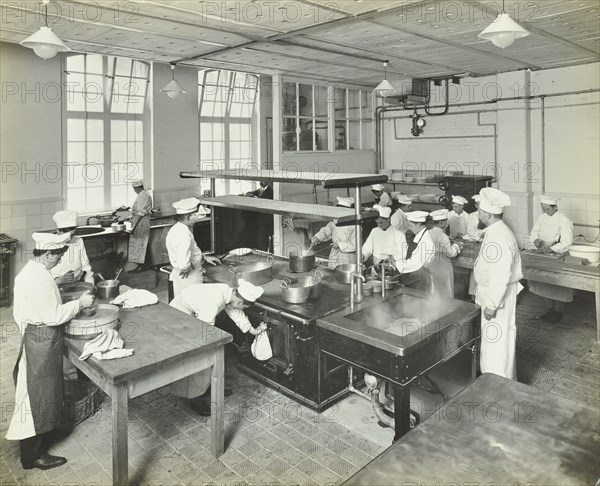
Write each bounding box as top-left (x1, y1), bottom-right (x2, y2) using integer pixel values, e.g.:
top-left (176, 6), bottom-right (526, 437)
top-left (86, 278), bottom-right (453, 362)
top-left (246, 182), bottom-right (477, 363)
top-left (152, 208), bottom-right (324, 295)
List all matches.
top-left (394, 211), bottom-right (435, 292)
top-left (529, 195), bottom-right (574, 323)
top-left (310, 196), bottom-right (356, 268)
top-left (426, 209), bottom-right (462, 298)
top-left (466, 195), bottom-right (485, 241)
top-left (474, 188), bottom-right (523, 380)
top-left (127, 180), bottom-right (153, 272)
top-left (390, 195), bottom-right (412, 234)
top-left (371, 184), bottom-right (392, 208)
top-left (166, 197), bottom-right (220, 296)
top-left (245, 179), bottom-right (273, 199)
top-left (50, 210), bottom-right (94, 285)
top-left (6, 232), bottom-right (95, 471)
top-left (362, 205), bottom-right (406, 268)
top-left (169, 279), bottom-right (267, 415)
top-left (447, 195), bottom-right (470, 238)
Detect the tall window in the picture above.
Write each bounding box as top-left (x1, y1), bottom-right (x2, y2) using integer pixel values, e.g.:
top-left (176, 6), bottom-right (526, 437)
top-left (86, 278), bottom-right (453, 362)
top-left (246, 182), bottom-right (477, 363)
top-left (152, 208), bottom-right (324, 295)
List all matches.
top-left (282, 81), bottom-right (329, 152)
top-left (199, 70), bottom-right (259, 195)
top-left (335, 88), bottom-right (374, 150)
top-left (64, 54), bottom-right (150, 212)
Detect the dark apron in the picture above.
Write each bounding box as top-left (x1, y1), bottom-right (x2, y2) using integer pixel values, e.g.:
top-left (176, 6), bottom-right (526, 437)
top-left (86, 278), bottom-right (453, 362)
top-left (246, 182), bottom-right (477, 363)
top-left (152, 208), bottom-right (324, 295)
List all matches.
top-left (13, 324), bottom-right (64, 435)
top-left (400, 230), bottom-right (432, 293)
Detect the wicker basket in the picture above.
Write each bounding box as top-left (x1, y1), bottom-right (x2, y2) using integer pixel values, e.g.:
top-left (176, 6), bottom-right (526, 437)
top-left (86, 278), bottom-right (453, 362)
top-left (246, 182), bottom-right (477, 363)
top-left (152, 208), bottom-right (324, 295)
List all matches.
top-left (62, 379), bottom-right (101, 426)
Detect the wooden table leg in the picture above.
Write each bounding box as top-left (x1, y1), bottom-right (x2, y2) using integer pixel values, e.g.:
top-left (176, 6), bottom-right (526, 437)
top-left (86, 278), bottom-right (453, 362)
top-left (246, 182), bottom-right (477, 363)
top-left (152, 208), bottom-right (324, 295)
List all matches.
top-left (211, 346), bottom-right (225, 457)
top-left (393, 385), bottom-right (411, 443)
top-left (111, 383), bottom-right (129, 486)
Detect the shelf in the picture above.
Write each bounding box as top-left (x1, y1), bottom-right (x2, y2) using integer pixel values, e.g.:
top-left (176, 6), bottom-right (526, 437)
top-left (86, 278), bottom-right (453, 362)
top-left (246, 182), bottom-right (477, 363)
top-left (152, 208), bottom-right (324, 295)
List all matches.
top-left (387, 180), bottom-right (441, 186)
top-left (180, 169), bottom-right (387, 188)
top-left (199, 195), bottom-right (379, 224)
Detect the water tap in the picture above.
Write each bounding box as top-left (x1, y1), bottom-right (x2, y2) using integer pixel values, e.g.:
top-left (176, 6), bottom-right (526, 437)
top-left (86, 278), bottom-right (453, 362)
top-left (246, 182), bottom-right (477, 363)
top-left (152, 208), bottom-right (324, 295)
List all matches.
top-left (350, 271), bottom-right (366, 311)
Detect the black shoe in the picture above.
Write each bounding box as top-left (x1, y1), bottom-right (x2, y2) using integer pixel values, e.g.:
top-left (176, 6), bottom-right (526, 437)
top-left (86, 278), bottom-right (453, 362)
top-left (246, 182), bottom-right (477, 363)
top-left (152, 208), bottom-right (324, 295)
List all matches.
top-left (534, 310), bottom-right (555, 321)
top-left (23, 454), bottom-right (67, 471)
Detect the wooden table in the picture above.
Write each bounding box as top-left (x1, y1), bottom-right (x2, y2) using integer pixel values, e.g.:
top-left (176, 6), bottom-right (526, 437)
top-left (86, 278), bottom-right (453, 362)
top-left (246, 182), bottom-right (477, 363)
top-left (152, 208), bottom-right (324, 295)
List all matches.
top-left (344, 373), bottom-right (600, 485)
top-left (454, 242), bottom-right (600, 341)
top-left (64, 301), bottom-right (232, 486)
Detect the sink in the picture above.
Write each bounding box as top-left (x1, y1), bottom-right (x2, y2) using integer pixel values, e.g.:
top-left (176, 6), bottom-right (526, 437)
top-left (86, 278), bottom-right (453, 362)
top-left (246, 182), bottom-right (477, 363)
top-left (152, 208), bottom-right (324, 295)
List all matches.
top-left (73, 226), bottom-right (106, 236)
top-left (345, 293), bottom-right (463, 338)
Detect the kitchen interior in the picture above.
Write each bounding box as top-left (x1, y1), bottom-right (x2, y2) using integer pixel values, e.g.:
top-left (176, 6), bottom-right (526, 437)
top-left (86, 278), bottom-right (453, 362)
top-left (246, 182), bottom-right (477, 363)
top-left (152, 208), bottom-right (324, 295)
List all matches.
top-left (0, 1), bottom-right (599, 485)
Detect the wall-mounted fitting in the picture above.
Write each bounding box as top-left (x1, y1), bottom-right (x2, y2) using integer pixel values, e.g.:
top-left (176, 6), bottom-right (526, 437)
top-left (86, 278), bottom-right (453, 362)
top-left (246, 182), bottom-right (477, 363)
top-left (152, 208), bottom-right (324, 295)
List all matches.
top-left (411, 110), bottom-right (426, 136)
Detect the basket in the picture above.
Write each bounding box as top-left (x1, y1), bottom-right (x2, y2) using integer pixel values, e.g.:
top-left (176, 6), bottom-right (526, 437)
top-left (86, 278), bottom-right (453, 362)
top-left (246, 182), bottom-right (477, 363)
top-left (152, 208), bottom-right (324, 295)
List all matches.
top-left (62, 379), bottom-right (101, 426)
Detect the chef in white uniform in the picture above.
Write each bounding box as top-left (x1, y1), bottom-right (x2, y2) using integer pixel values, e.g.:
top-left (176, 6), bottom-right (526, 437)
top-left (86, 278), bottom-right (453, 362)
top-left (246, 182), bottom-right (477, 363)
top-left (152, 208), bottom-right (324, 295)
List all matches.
top-left (426, 209), bottom-right (462, 298)
top-left (169, 279), bottom-right (267, 414)
top-left (394, 211), bottom-right (435, 292)
top-left (528, 195), bottom-right (574, 323)
top-left (362, 205), bottom-right (406, 267)
top-left (466, 195), bottom-right (485, 242)
top-left (310, 196), bottom-right (356, 268)
top-left (50, 210), bottom-right (94, 285)
top-left (390, 195), bottom-right (412, 234)
top-left (474, 188), bottom-right (523, 380)
top-left (6, 233), bottom-right (94, 471)
top-left (447, 195), bottom-right (470, 238)
top-left (166, 197), bottom-right (220, 297)
top-left (371, 184), bottom-right (392, 208)
top-left (127, 179), bottom-right (153, 272)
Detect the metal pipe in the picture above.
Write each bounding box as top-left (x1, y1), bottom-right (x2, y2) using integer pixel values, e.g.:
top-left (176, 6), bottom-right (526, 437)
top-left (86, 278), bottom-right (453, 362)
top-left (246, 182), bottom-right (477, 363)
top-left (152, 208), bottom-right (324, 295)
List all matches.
top-left (354, 185), bottom-right (364, 300)
top-left (381, 263), bottom-right (386, 299)
top-left (347, 366), bottom-right (371, 401)
top-left (350, 271), bottom-right (365, 311)
top-left (210, 178), bottom-right (216, 252)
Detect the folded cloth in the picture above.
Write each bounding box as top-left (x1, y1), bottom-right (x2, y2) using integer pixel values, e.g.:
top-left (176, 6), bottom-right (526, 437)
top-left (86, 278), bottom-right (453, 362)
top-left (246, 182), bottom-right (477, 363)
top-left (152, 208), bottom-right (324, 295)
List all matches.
top-left (251, 330), bottom-right (272, 361)
top-left (79, 329), bottom-right (132, 360)
top-left (110, 289), bottom-right (158, 308)
top-left (94, 348), bottom-right (134, 360)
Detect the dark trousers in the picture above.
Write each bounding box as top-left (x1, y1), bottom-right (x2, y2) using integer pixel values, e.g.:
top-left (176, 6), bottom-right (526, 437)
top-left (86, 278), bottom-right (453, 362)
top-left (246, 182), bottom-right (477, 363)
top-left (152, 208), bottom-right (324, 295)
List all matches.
top-left (20, 434), bottom-right (45, 466)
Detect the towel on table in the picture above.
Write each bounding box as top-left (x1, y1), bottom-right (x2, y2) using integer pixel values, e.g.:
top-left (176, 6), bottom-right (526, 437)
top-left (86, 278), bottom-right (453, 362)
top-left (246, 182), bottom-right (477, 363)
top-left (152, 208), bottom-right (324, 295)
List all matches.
top-left (79, 329), bottom-right (133, 360)
top-left (110, 289), bottom-right (158, 308)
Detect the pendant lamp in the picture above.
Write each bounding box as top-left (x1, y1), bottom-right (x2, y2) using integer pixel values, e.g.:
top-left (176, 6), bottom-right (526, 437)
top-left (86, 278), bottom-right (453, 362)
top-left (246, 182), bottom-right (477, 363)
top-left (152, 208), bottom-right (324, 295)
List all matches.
top-left (161, 63), bottom-right (186, 99)
top-left (478, 0), bottom-right (529, 48)
top-left (374, 61), bottom-right (396, 98)
top-left (20, 0), bottom-right (70, 60)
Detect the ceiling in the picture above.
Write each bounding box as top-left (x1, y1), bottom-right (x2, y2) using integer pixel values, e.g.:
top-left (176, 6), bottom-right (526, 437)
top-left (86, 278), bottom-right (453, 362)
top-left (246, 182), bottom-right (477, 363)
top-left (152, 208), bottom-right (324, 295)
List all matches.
top-left (1, 0), bottom-right (599, 86)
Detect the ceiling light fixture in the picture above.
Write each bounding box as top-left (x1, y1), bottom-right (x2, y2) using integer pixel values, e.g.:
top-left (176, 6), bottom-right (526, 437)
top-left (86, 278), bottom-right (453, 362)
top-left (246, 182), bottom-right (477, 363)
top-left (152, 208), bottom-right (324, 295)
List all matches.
top-left (20, 0), bottom-right (70, 60)
top-left (374, 60), bottom-right (396, 98)
top-left (161, 63), bottom-right (186, 99)
top-left (477, 0), bottom-right (529, 48)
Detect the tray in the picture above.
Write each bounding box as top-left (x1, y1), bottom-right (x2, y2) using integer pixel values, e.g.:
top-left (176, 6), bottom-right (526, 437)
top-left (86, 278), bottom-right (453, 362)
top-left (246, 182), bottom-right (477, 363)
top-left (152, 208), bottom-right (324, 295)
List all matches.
top-left (65, 304), bottom-right (119, 339)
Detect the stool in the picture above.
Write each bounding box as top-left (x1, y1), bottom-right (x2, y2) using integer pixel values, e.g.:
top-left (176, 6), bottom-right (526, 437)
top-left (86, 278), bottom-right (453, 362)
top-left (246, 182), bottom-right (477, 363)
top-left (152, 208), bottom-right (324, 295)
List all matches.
top-left (159, 265), bottom-right (174, 303)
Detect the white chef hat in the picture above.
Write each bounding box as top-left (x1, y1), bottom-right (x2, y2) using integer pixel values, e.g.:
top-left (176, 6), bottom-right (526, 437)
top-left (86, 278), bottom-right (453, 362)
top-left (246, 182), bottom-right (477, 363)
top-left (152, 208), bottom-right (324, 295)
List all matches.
top-left (479, 188), bottom-right (511, 215)
top-left (452, 195), bottom-right (468, 206)
top-left (371, 184), bottom-right (385, 191)
top-left (406, 211), bottom-right (429, 223)
top-left (131, 179), bottom-right (144, 188)
top-left (472, 194), bottom-right (481, 202)
top-left (430, 209), bottom-right (449, 221)
top-left (374, 204), bottom-right (392, 219)
top-left (397, 195), bottom-right (413, 205)
top-left (336, 196), bottom-right (355, 208)
top-left (173, 197), bottom-right (201, 215)
top-left (237, 278), bottom-right (264, 302)
top-left (53, 210), bottom-right (78, 229)
top-left (32, 232), bottom-right (70, 251)
top-left (540, 195), bottom-right (558, 205)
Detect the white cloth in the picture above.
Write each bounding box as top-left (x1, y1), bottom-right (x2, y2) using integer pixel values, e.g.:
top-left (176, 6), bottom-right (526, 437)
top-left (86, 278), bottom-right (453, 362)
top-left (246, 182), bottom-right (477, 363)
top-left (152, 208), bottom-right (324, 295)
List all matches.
top-left (390, 208), bottom-right (409, 233)
top-left (362, 227), bottom-right (406, 264)
top-left (312, 221), bottom-right (356, 268)
top-left (528, 211), bottom-right (574, 302)
top-left (110, 289), bottom-right (158, 308)
top-left (50, 236), bottom-right (94, 284)
top-left (336, 196), bottom-right (354, 208)
top-left (79, 329), bottom-right (132, 360)
top-left (166, 222), bottom-right (205, 295)
top-left (426, 227), bottom-right (460, 298)
top-left (169, 284), bottom-right (253, 398)
top-left (466, 212), bottom-right (484, 241)
top-left (396, 228), bottom-right (435, 274)
top-left (251, 330), bottom-right (273, 361)
top-left (6, 260), bottom-right (81, 440)
top-left (474, 220), bottom-right (523, 380)
top-left (447, 210), bottom-right (469, 238)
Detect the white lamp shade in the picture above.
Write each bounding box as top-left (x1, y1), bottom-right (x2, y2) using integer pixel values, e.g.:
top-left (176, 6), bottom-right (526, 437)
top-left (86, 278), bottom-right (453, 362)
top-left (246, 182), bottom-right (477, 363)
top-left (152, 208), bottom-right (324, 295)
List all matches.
top-left (160, 79), bottom-right (186, 98)
top-left (20, 26), bottom-right (70, 59)
top-left (374, 79), bottom-right (396, 98)
top-left (478, 13), bottom-right (529, 48)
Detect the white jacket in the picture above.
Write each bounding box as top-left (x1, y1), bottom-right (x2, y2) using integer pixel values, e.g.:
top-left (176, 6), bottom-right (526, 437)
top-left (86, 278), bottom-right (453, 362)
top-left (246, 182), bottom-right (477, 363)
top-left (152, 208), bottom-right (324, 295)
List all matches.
top-left (390, 208), bottom-right (409, 233)
top-left (466, 212), bottom-right (484, 241)
top-left (166, 222), bottom-right (204, 273)
top-left (362, 226), bottom-right (406, 264)
top-left (448, 210), bottom-right (469, 238)
top-left (426, 227), bottom-right (460, 298)
top-left (529, 211), bottom-right (573, 253)
top-left (50, 236), bottom-right (94, 284)
top-left (396, 228), bottom-right (435, 274)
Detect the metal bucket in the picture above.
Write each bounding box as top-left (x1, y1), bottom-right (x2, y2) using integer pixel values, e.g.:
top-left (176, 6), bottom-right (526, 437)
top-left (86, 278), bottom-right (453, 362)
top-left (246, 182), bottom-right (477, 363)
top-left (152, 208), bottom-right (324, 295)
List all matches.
top-left (288, 250), bottom-right (315, 273)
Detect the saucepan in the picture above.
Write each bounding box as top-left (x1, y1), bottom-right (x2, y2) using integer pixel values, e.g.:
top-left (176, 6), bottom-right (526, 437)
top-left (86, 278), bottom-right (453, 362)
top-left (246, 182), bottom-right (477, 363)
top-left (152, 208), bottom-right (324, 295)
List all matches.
top-left (228, 255), bottom-right (275, 286)
top-left (335, 264), bottom-right (366, 284)
top-left (288, 249), bottom-right (315, 273)
top-left (96, 268), bottom-right (122, 299)
top-left (280, 270), bottom-right (323, 304)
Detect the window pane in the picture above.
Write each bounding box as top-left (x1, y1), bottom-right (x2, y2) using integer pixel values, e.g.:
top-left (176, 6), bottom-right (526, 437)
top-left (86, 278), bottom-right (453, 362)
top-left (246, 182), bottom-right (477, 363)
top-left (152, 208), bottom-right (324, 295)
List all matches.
top-left (363, 121), bottom-right (373, 149)
top-left (112, 142), bottom-right (127, 164)
top-left (114, 57), bottom-right (132, 77)
top-left (87, 119), bottom-right (104, 141)
top-left (84, 164), bottom-right (104, 186)
top-left (335, 122), bottom-right (347, 150)
top-left (283, 82), bottom-right (296, 116)
top-left (348, 121), bottom-right (360, 150)
top-left (86, 55), bottom-right (104, 75)
top-left (111, 185), bottom-right (129, 207)
top-left (362, 91), bottom-right (373, 118)
top-left (314, 84), bottom-right (328, 118)
top-left (127, 142), bottom-right (143, 162)
top-left (335, 88), bottom-right (346, 122)
top-left (315, 119), bottom-right (328, 151)
top-left (348, 90), bottom-right (360, 119)
top-left (111, 120), bottom-right (127, 141)
top-left (87, 142), bottom-right (104, 165)
top-left (67, 119), bottom-right (85, 141)
top-left (67, 142), bottom-right (86, 164)
top-left (66, 55), bottom-right (84, 72)
top-left (128, 120), bottom-right (143, 140)
top-left (298, 84), bottom-right (312, 117)
top-left (67, 188), bottom-right (85, 210)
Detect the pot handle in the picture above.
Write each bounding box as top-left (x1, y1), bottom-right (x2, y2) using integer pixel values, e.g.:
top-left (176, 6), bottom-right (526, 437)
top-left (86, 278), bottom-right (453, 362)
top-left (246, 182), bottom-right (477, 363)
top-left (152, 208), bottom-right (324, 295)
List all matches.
top-left (280, 278), bottom-right (290, 289)
top-left (267, 255), bottom-right (275, 265)
top-left (313, 269), bottom-right (324, 281)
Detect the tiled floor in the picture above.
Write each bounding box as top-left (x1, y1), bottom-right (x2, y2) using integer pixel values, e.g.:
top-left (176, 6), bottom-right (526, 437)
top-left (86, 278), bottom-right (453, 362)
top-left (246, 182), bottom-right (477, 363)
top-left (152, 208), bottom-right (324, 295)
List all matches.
top-left (1, 273), bottom-right (598, 486)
